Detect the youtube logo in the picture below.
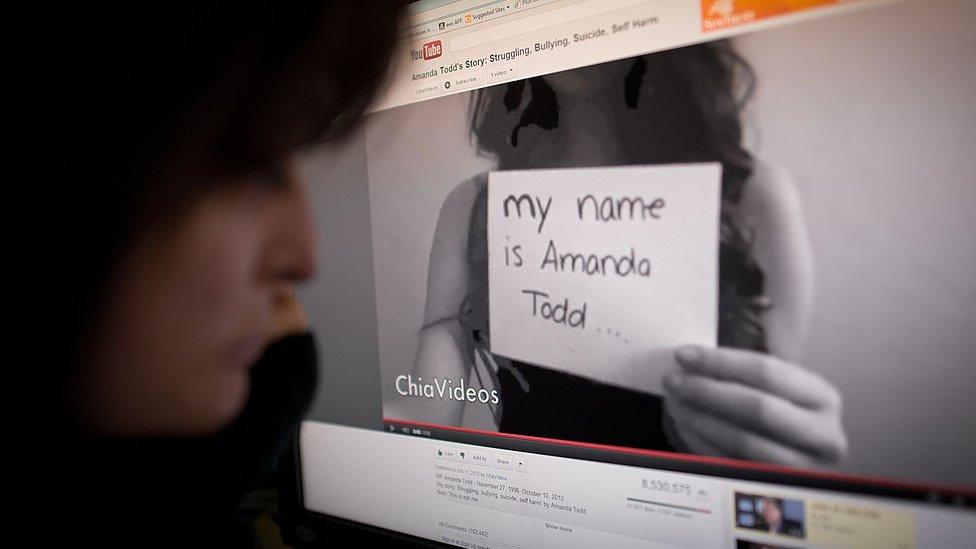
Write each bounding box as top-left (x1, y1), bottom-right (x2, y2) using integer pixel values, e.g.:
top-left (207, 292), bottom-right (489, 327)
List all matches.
top-left (422, 40), bottom-right (443, 60)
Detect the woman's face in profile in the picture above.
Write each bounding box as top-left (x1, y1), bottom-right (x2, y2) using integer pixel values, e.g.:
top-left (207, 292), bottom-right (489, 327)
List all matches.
top-left (78, 161), bottom-right (317, 436)
top-left (762, 499), bottom-right (783, 526)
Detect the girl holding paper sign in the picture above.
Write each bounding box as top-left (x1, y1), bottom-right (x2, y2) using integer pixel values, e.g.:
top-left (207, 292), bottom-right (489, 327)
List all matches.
top-left (387, 42), bottom-right (848, 470)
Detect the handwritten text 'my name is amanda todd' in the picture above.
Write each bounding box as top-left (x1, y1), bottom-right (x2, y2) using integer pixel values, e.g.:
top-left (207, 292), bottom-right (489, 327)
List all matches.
top-left (500, 192), bottom-right (665, 329)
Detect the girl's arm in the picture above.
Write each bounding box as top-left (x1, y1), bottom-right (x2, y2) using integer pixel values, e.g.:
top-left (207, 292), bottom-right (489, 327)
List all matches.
top-left (663, 165), bottom-right (848, 468)
top-left (736, 161), bottom-right (815, 361)
top-left (385, 176), bottom-right (487, 426)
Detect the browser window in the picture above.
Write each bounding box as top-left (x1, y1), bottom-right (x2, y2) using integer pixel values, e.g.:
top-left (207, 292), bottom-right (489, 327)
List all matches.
top-left (291, 0), bottom-right (976, 546)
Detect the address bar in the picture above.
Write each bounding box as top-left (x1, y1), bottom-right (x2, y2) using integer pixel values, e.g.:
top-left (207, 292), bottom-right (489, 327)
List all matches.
top-left (450, 0), bottom-right (651, 50)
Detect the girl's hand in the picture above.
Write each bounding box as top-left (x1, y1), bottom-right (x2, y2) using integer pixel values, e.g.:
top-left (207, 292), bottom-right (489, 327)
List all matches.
top-left (663, 345), bottom-right (847, 468)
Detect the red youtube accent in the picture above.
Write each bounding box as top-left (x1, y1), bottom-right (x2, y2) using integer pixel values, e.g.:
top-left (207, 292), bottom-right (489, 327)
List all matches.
top-left (422, 40), bottom-right (443, 60)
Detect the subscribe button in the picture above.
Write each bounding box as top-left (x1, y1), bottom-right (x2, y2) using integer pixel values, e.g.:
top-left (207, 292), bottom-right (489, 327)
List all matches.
top-left (444, 72), bottom-right (484, 91)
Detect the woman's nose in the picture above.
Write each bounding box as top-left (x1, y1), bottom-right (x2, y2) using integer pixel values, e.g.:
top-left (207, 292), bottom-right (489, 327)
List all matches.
top-left (262, 161), bottom-right (317, 284)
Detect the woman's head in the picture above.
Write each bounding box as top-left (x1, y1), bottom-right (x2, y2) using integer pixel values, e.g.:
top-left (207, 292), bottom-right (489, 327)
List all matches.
top-left (61, 2), bottom-right (405, 436)
top-left (543, 61), bottom-right (629, 98)
top-left (470, 41), bottom-right (755, 198)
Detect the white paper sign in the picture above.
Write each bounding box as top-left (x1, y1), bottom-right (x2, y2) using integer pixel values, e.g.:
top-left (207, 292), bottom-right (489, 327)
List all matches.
top-left (488, 164), bottom-right (721, 395)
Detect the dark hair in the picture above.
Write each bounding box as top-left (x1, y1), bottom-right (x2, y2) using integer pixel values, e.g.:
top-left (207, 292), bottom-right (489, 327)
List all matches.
top-left (58, 3), bottom-right (405, 425)
top-left (470, 41), bottom-right (769, 351)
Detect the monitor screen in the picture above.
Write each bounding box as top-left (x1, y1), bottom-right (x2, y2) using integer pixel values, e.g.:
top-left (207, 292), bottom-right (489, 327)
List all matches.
top-left (288, 0), bottom-right (976, 546)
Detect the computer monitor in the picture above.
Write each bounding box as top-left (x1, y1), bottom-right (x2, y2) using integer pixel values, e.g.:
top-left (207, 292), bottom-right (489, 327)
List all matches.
top-left (281, 0), bottom-right (976, 546)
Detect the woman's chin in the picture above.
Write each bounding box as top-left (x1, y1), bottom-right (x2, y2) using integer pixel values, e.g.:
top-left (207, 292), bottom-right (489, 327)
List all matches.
top-left (188, 369), bottom-right (252, 436)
